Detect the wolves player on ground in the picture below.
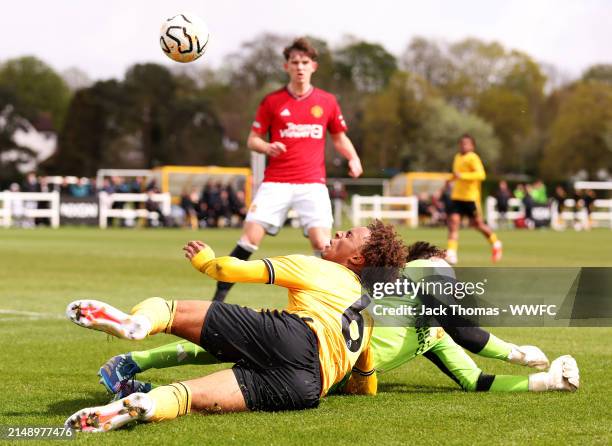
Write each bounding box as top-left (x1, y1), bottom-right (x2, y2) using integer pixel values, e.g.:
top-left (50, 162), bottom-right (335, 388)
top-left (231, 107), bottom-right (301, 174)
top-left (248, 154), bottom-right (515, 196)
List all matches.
top-left (96, 244), bottom-right (578, 403)
top-left (64, 221), bottom-right (407, 432)
top-left (213, 37), bottom-right (363, 302)
top-left (446, 134), bottom-right (502, 264)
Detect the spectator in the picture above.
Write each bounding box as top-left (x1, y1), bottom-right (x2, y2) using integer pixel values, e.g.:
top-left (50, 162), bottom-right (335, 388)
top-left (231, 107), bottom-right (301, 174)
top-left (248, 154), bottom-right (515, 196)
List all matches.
top-left (8, 183), bottom-right (26, 227)
top-left (180, 188), bottom-right (201, 229)
top-left (20, 172), bottom-right (39, 227)
top-left (37, 176), bottom-right (52, 226)
top-left (230, 189), bottom-right (248, 226)
top-left (430, 190), bottom-right (446, 225)
top-left (69, 177), bottom-right (91, 198)
top-left (513, 183), bottom-right (526, 200)
top-left (495, 181), bottom-right (512, 228)
top-left (145, 190), bottom-right (167, 227)
top-left (553, 185), bottom-right (567, 208)
top-left (417, 192), bottom-right (431, 220)
top-left (21, 172), bottom-right (39, 192)
top-left (531, 180), bottom-right (547, 205)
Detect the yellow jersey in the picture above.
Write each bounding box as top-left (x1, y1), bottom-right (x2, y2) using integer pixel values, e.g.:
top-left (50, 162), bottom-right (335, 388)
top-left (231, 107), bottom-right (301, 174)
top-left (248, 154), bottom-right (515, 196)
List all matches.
top-left (191, 251), bottom-right (374, 396)
top-left (451, 151), bottom-right (486, 202)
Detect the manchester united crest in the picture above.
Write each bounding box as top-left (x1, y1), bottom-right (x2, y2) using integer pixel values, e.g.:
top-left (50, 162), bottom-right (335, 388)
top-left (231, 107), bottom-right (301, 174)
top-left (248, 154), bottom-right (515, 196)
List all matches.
top-left (310, 105), bottom-right (324, 118)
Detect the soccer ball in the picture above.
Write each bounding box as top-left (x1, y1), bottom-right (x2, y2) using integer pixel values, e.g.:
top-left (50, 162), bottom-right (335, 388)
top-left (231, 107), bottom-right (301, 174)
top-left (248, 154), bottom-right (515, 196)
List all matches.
top-left (159, 13), bottom-right (209, 63)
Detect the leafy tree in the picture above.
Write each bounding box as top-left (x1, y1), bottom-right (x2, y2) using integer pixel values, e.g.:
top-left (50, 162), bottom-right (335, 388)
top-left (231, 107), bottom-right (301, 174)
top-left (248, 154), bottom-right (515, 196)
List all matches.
top-left (582, 64), bottom-right (612, 85)
top-left (412, 98), bottom-right (501, 171)
top-left (0, 56), bottom-right (71, 128)
top-left (361, 72), bottom-right (434, 171)
top-left (334, 38), bottom-right (398, 93)
top-left (48, 80), bottom-right (126, 175)
top-left (475, 87), bottom-right (530, 172)
top-left (540, 82), bottom-right (612, 179)
top-left (224, 33), bottom-right (288, 92)
top-left (0, 88), bottom-right (36, 185)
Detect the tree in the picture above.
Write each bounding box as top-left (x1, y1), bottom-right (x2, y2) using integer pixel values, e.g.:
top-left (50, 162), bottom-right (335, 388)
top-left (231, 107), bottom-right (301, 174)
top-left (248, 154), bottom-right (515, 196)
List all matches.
top-left (475, 87), bottom-right (531, 172)
top-left (361, 72), bottom-right (434, 171)
top-left (0, 56), bottom-right (71, 128)
top-left (333, 38), bottom-right (398, 93)
top-left (0, 88), bottom-right (36, 185)
top-left (412, 98), bottom-right (501, 171)
top-left (223, 33), bottom-right (288, 92)
top-left (48, 80), bottom-right (127, 175)
top-left (582, 64), bottom-right (612, 86)
top-left (540, 82), bottom-right (612, 179)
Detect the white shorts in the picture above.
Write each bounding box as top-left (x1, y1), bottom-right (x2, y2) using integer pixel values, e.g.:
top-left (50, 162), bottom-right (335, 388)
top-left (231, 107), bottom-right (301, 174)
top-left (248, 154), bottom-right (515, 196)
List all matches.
top-left (245, 182), bottom-right (333, 235)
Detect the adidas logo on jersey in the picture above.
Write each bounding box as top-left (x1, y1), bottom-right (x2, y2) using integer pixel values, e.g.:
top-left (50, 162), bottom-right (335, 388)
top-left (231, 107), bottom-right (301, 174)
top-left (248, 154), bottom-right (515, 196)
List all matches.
top-left (280, 108), bottom-right (291, 117)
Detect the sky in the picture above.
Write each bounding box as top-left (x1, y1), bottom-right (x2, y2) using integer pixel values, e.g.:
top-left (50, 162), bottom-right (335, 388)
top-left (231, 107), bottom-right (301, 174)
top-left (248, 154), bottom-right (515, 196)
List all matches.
top-left (1, 0), bottom-right (610, 82)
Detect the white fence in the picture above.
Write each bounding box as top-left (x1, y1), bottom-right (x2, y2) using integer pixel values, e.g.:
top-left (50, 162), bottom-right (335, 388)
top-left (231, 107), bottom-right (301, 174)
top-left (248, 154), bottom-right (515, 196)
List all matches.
top-left (98, 192), bottom-right (171, 229)
top-left (486, 197), bottom-right (526, 229)
top-left (487, 196), bottom-right (612, 229)
top-left (0, 191), bottom-right (60, 228)
top-left (351, 195), bottom-right (418, 227)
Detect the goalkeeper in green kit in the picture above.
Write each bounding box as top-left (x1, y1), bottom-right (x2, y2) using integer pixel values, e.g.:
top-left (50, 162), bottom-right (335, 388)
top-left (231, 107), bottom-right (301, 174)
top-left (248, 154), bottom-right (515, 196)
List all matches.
top-left (98, 242), bottom-right (579, 398)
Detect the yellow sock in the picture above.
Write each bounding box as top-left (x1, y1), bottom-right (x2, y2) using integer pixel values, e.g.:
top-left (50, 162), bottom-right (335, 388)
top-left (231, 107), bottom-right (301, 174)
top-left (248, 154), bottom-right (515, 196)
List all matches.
top-left (447, 239), bottom-right (458, 252)
top-left (147, 383), bottom-right (192, 422)
top-left (488, 233), bottom-right (498, 245)
top-left (130, 297), bottom-right (177, 335)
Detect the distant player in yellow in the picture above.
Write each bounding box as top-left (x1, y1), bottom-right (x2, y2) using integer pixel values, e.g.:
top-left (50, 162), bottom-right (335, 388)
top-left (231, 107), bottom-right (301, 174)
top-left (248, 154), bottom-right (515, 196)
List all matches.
top-left (63, 221), bottom-right (407, 432)
top-left (446, 134), bottom-right (502, 264)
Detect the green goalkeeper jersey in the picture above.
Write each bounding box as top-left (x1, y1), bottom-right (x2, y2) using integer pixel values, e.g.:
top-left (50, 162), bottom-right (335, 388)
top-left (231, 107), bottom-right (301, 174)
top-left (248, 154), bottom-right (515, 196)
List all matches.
top-left (369, 258), bottom-right (452, 372)
top-left (329, 258), bottom-right (451, 393)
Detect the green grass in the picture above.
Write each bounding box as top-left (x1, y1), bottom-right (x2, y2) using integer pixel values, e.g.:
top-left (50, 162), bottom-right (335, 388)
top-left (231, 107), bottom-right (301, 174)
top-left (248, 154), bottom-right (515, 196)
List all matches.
top-left (0, 227), bottom-right (611, 445)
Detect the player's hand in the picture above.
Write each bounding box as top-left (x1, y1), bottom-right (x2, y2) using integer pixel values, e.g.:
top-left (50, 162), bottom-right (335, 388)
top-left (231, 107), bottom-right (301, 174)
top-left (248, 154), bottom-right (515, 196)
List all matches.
top-left (348, 158), bottom-right (363, 178)
top-left (183, 240), bottom-right (206, 260)
top-left (266, 142), bottom-right (286, 157)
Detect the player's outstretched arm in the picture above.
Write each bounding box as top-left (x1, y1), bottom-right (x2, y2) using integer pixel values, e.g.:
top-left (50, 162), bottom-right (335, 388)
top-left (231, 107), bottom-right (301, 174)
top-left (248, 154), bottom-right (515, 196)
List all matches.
top-left (330, 132), bottom-right (363, 178)
top-left (185, 240), bottom-right (269, 284)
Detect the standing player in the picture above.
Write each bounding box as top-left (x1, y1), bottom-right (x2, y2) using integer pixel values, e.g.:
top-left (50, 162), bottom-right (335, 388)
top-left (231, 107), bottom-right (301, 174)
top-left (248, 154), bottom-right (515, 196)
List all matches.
top-left (213, 37), bottom-right (363, 302)
top-left (446, 134), bottom-right (502, 264)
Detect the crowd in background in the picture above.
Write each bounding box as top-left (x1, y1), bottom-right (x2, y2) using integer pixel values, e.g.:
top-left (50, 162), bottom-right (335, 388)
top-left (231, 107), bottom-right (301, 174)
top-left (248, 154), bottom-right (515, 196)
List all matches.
top-left (179, 181), bottom-right (247, 229)
top-left (6, 173), bottom-right (600, 230)
top-left (7, 173), bottom-right (247, 229)
top-left (417, 180), bottom-right (599, 228)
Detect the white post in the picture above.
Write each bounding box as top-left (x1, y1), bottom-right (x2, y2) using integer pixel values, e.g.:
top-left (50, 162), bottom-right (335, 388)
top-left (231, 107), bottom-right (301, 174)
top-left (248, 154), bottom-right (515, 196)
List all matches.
top-left (50, 191), bottom-right (60, 228)
top-left (408, 196), bottom-right (418, 228)
top-left (351, 195), bottom-right (362, 226)
top-left (0, 192), bottom-right (11, 228)
top-left (486, 196), bottom-right (497, 229)
top-left (373, 195), bottom-right (382, 220)
top-left (99, 192), bottom-right (109, 229)
top-left (550, 201), bottom-right (562, 231)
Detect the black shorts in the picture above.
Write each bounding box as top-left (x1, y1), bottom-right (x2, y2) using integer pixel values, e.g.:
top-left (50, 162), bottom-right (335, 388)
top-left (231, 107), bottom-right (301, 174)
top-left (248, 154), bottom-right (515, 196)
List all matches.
top-left (200, 301), bottom-right (321, 412)
top-left (449, 200), bottom-right (478, 218)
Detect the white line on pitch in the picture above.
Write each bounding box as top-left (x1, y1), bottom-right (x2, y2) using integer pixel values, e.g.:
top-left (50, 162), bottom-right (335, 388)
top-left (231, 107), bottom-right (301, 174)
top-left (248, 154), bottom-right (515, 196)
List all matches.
top-left (0, 309), bottom-right (64, 319)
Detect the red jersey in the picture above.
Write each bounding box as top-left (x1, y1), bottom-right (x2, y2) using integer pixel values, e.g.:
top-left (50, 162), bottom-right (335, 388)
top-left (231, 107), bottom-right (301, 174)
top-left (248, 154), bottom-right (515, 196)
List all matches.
top-left (251, 87), bottom-right (348, 184)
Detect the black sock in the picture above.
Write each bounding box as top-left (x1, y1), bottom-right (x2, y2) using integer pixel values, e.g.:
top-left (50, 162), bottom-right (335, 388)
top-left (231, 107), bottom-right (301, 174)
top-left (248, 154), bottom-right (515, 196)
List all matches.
top-left (212, 244), bottom-right (254, 302)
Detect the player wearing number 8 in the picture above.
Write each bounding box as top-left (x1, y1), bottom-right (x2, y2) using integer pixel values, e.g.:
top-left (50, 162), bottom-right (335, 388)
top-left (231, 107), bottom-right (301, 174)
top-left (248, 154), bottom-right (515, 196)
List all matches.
top-left (65, 220), bottom-right (407, 432)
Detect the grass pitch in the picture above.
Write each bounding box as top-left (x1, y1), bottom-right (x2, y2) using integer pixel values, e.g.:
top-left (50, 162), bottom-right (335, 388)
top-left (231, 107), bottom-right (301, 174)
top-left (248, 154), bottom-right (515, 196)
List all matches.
top-left (0, 227), bottom-right (611, 445)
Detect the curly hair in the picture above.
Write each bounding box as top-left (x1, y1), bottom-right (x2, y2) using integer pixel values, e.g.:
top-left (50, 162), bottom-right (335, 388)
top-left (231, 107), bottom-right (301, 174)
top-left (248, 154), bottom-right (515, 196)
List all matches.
top-left (360, 220), bottom-right (408, 289)
top-left (406, 241), bottom-right (447, 262)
